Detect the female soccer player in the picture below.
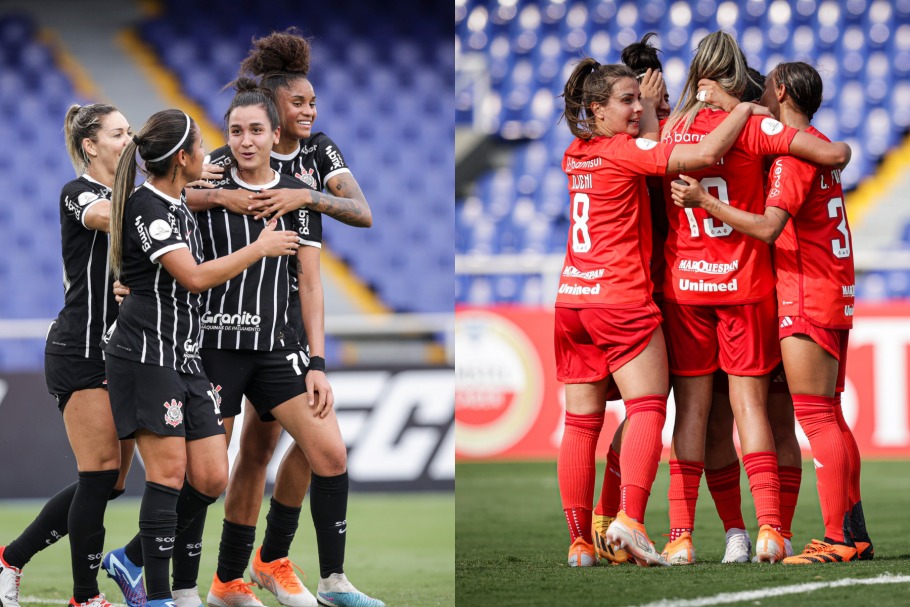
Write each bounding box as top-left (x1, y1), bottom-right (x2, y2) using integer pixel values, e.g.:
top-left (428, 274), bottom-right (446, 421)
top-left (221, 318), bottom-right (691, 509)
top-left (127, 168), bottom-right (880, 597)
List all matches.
top-left (671, 61), bottom-right (871, 565)
top-left (0, 104), bottom-right (134, 607)
top-left (103, 108), bottom-right (299, 607)
top-left (556, 56), bottom-right (768, 568)
top-left (657, 31), bottom-right (851, 565)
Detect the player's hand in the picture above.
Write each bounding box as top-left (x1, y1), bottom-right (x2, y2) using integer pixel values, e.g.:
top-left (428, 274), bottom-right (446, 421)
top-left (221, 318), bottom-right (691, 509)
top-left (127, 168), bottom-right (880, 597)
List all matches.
top-left (112, 280), bottom-right (131, 304)
top-left (670, 175), bottom-right (707, 208)
top-left (255, 220), bottom-right (300, 257)
top-left (248, 188), bottom-right (305, 221)
top-left (186, 163), bottom-right (224, 189)
top-left (745, 102), bottom-right (772, 117)
top-left (305, 369), bottom-right (334, 417)
top-left (696, 79), bottom-right (740, 112)
top-left (639, 68), bottom-right (664, 107)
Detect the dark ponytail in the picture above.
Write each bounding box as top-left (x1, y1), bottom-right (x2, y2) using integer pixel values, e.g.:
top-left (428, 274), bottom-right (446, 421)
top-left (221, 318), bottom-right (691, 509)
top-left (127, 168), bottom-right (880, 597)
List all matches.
top-left (561, 59), bottom-right (635, 139)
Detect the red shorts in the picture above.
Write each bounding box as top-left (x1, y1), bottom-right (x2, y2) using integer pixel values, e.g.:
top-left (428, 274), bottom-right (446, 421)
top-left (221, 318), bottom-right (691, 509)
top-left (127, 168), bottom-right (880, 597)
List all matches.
top-left (554, 303), bottom-right (662, 384)
top-left (664, 297), bottom-right (781, 377)
top-left (778, 315), bottom-right (850, 393)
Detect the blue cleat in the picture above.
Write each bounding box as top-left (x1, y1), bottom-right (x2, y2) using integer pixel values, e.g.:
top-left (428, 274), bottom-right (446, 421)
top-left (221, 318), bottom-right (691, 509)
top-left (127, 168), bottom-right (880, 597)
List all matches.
top-left (101, 547), bottom-right (147, 607)
top-left (316, 574), bottom-right (384, 607)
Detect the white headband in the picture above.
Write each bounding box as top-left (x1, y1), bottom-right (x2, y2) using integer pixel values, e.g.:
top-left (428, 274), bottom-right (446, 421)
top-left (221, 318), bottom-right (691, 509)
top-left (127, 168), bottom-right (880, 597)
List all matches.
top-left (148, 113), bottom-right (191, 163)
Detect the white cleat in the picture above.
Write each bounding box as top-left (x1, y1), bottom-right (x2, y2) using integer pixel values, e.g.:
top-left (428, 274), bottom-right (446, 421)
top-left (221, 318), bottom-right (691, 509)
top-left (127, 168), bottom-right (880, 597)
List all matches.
top-left (316, 573), bottom-right (385, 607)
top-left (172, 587), bottom-right (204, 607)
top-left (0, 547), bottom-right (22, 607)
top-left (722, 528), bottom-right (752, 563)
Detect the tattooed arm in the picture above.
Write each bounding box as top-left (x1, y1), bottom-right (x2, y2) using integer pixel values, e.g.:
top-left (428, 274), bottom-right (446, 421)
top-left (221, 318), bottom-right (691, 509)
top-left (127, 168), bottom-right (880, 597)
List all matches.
top-left (247, 174), bottom-right (373, 227)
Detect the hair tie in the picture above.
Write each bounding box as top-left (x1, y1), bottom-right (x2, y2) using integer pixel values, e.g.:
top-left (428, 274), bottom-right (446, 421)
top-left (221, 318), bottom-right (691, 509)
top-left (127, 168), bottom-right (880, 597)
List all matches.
top-left (132, 134), bottom-right (142, 146)
top-left (148, 113), bottom-right (191, 163)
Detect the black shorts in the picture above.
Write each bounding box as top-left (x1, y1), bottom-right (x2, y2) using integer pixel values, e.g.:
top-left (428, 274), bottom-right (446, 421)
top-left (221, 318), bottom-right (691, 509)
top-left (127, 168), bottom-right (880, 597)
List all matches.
top-left (200, 347), bottom-right (308, 422)
top-left (45, 352), bottom-right (107, 412)
top-left (106, 354), bottom-right (225, 441)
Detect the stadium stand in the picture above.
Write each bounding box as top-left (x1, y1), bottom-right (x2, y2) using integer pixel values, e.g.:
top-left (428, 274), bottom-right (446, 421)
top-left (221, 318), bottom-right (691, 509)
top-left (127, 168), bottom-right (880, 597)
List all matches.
top-left (455, 0), bottom-right (910, 304)
top-left (0, 3), bottom-right (452, 369)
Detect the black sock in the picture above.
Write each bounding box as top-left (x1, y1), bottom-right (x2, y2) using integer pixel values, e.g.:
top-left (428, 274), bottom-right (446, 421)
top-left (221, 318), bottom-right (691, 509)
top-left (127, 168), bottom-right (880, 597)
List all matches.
top-left (310, 471), bottom-right (348, 578)
top-left (850, 501), bottom-right (871, 541)
top-left (140, 481), bottom-right (180, 601)
top-left (216, 520), bottom-right (257, 583)
top-left (124, 532), bottom-right (143, 567)
top-left (109, 488), bottom-right (126, 501)
top-left (70, 470), bottom-right (119, 602)
top-left (4, 482), bottom-right (77, 569)
top-left (261, 497), bottom-right (301, 563)
top-left (172, 483), bottom-right (217, 590)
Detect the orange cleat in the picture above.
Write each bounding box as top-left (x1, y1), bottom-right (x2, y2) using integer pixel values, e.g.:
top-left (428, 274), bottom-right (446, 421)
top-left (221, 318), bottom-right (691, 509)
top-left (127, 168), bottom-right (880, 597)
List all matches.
top-left (660, 532), bottom-right (696, 565)
top-left (782, 539), bottom-right (857, 565)
top-left (604, 511), bottom-right (669, 567)
top-left (753, 525), bottom-right (786, 564)
top-left (567, 537), bottom-right (597, 567)
top-left (206, 574), bottom-right (264, 607)
top-left (592, 514), bottom-right (629, 565)
top-left (250, 547), bottom-right (316, 607)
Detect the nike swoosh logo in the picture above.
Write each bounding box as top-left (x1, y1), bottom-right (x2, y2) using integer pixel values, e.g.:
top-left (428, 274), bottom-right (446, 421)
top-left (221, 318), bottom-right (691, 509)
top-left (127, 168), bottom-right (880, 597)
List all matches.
top-left (217, 419), bottom-right (224, 425)
top-left (187, 551), bottom-right (202, 557)
top-left (90, 563), bottom-right (101, 569)
top-left (159, 545), bottom-right (173, 551)
top-left (338, 528), bottom-right (346, 534)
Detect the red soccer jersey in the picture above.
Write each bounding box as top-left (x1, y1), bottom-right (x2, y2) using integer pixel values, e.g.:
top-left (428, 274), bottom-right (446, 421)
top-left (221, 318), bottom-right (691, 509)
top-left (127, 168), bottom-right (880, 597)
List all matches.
top-left (556, 134), bottom-right (674, 308)
top-left (766, 127), bottom-right (855, 328)
top-left (662, 110), bottom-right (797, 304)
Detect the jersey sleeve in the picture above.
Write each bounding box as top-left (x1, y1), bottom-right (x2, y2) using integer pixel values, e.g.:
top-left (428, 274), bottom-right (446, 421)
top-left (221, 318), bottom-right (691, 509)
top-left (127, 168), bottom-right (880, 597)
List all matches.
top-left (765, 155), bottom-right (816, 216)
top-left (314, 134), bottom-right (352, 183)
top-left (127, 196), bottom-right (188, 262)
top-left (612, 135), bottom-right (675, 176)
top-left (293, 209), bottom-right (323, 248)
top-left (736, 116), bottom-right (798, 157)
top-left (199, 145), bottom-right (235, 189)
top-left (61, 181), bottom-right (107, 229)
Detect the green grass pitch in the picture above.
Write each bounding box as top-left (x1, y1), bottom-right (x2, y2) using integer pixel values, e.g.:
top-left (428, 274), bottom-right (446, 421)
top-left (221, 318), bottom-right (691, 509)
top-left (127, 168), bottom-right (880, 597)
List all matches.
top-left (1, 492), bottom-right (454, 607)
top-left (456, 460), bottom-right (910, 607)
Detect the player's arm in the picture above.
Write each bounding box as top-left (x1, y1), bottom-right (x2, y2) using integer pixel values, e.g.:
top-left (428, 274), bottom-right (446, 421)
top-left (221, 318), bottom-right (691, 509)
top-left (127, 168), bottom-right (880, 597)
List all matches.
top-left (185, 187), bottom-right (254, 214)
top-left (157, 221), bottom-right (299, 293)
top-left (670, 175), bottom-right (791, 244)
top-left (297, 245), bottom-right (334, 416)
top-left (248, 179), bottom-right (372, 227)
top-left (666, 102), bottom-right (770, 172)
top-left (82, 199), bottom-right (112, 233)
top-left (788, 132), bottom-right (851, 169)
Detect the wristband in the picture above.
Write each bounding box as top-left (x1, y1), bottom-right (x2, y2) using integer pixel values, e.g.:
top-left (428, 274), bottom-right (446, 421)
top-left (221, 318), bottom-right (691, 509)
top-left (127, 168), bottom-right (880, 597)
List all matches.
top-left (308, 356), bottom-right (326, 372)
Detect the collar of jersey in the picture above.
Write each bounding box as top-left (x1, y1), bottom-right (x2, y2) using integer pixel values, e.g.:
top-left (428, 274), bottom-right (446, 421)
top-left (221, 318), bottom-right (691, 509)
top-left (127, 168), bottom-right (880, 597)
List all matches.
top-left (142, 181), bottom-right (183, 206)
top-left (270, 142), bottom-right (301, 162)
top-left (81, 173), bottom-right (109, 189)
top-left (231, 166), bottom-right (281, 191)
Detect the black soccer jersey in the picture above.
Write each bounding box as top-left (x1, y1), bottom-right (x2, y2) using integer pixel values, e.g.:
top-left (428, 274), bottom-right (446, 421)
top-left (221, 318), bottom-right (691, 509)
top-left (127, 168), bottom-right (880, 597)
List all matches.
top-left (104, 182), bottom-right (205, 374)
top-left (268, 132), bottom-right (351, 192)
top-left (195, 166), bottom-right (322, 351)
top-left (46, 175), bottom-right (118, 359)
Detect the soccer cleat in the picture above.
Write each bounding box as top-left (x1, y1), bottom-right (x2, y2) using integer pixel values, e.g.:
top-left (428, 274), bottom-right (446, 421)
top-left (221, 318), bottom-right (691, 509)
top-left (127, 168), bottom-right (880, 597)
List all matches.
top-left (0, 546), bottom-right (22, 607)
top-left (68, 594), bottom-right (113, 607)
top-left (566, 537), bottom-right (597, 568)
top-left (316, 573), bottom-right (385, 607)
top-left (173, 587), bottom-right (204, 607)
top-left (592, 514), bottom-right (629, 564)
top-left (784, 538), bottom-right (793, 558)
top-left (753, 525), bottom-right (786, 563)
top-left (146, 601), bottom-right (177, 607)
top-left (721, 528), bottom-right (752, 563)
top-left (782, 539), bottom-right (857, 565)
top-left (101, 547), bottom-right (147, 607)
top-left (207, 575), bottom-right (265, 607)
top-left (850, 502), bottom-right (874, 560)
top-left (250, 547), bottom-right (317, 607)
top-left (604, 511), bottom-right (669, 567)
top-left (660, 532), bottom-right (696, 565)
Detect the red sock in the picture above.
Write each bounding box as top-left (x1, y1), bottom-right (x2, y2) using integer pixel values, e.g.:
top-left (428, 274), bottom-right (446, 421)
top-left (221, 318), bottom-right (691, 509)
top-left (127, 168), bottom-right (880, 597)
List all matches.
top-left (668, 460), bottom-right (703, 539)
top-left (793, 395), bottom-right (851, 542)
top-left (833, 394), bottom-right (862, 506)
top-left (705, 461), bottom-right (746, 531)
top-left (778, 465), bottom-right (802, 539)
top-left (742, 451), bottom-right (781, 529)
top-left (619, 395), bottom-right (666, 523)
top-left (557, 411), bottom-right (604, 542)
top-left (595, 445), bottom-right (621, 517)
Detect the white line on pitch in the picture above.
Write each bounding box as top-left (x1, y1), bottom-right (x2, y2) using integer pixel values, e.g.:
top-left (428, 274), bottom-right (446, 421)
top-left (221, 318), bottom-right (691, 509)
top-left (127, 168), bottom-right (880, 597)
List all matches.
top-left (629, 574), bottom-right (910, 607)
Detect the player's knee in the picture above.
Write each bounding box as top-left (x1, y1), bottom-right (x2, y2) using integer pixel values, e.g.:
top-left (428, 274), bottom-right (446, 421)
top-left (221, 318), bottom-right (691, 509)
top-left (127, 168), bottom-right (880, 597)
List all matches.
top-left (313, 446), bottom-right (347, 477)
top-left (193, 468), bottom-right (229, 497)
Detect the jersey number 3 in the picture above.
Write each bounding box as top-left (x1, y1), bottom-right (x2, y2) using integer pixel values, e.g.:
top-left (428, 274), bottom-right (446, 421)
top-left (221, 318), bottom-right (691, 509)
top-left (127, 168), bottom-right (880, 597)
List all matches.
top-left (827, 197), bottom-right (851, 259)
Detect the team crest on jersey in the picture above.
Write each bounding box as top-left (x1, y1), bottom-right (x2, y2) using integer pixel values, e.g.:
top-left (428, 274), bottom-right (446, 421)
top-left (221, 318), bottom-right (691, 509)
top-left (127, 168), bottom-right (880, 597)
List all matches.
top-left (294, 168), bottom-right (317, 189)
top-left (636, 138), bottom-right (658, 150)
top-left (163, 399), bottom-right (184, 427)
top-left (149, 219), bottom-right (172, 241)
top-left (761, 118), bottom-right (784, 136)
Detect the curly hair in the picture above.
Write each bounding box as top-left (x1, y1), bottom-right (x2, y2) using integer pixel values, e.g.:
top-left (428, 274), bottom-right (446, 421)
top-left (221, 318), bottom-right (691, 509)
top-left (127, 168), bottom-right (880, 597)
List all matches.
top-left (238, 27), bottom-right (311, 93)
